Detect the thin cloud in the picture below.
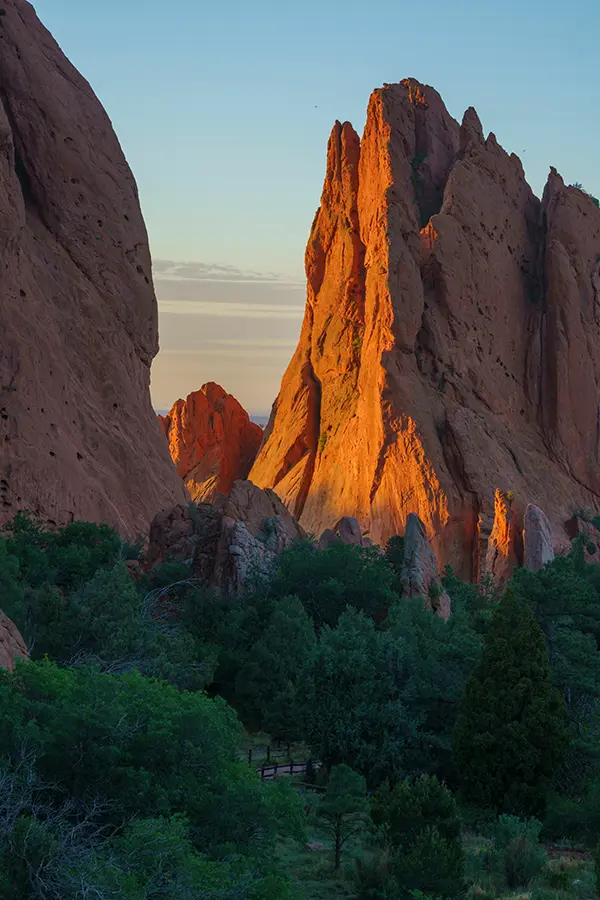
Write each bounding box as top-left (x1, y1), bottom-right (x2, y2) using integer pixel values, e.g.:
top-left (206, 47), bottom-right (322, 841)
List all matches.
top-left (160, 346), bottom-right (293, 360)
top-left (159, 299), bottom-right (304, 319)
top-left (153, 259), bottom-right (305, 286)
top-left (210, 338), bottom-right (298, 348)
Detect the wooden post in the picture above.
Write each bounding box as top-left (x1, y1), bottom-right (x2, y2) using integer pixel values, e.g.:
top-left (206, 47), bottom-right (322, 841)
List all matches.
top-left (289, 759), bottom-right (294, 776)
top-left (248, 749), bottom-right (252, 765)
top-left (274, 762), bottom-right (278, 776)
top-left (261, 765), bottom-right (265, 780)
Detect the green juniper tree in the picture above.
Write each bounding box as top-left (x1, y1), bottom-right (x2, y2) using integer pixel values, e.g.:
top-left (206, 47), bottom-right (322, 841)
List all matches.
top-left (452, 588), bottom-right (567, 817)
top-left (298, 610), bottom-right (417, 785)
top-left (235, 594), bottom-right (316, 738)
top-left (317, 764), bottom-right (367, 871)
top-left (359, 775), bottom-right (464, 899)
top-left (512, 546), bottom-right (600, 836)
top-left (270, 541), bottom-right (398, 627)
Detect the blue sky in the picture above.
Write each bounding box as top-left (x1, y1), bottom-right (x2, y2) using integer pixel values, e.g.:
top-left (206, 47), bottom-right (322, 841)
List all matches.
top-left (33, 0), bottom-right (600, 413)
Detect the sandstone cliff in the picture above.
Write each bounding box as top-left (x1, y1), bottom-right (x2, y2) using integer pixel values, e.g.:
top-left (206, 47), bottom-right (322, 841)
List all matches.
top-left (0, 0), bottom-right (186, 534)
top-left (159, 383), bottom-right (263, 503)
top-left (250, 78), bottom-right (600, 578)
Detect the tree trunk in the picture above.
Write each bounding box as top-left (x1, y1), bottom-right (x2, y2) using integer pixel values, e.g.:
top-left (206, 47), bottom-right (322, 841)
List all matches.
top-left (334, 816), bottom-right (342, 871)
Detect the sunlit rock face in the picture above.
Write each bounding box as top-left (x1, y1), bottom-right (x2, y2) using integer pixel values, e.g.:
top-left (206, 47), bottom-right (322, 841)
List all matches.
top-left (159, 383), bottom-right (263, 503)
top-left (0, 0), bottom-right (186, 534)
top-left (250, 78), bottom-right (600, 578)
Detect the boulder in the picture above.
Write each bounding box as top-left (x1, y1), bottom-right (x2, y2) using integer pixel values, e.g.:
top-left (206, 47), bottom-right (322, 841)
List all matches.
top-left (250, 77), bottom-right (600, 578)
top-left (0, 611), bottom-right (28, 671)
top-left (0, 0), bottom-right (186, 535)
top-left (219, 480), bottom-right (305, 544)
top-left (159, 383), bottom-right (263, 503)
top-left (318, 516), bottom-right (372, 549)
top-left (146, 504), bottom-right (197, 569)
top-left (147, 480), bottom-right (305, 592)
top-left (523, 504), bottom-right (555, 571)
top-left (400, 513), bottom-right (451, 618)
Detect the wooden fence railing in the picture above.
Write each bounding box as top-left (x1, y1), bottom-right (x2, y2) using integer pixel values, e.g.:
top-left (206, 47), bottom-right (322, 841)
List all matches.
top-left (257, 760), bottom-right (309, 780)
top-left (244, 746), bottom-right (321, 781)
top-left (246, 744), bottom-right (293, 766)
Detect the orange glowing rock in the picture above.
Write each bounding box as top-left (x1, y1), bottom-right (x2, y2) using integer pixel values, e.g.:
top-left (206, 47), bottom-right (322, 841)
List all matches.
top-left (251, 79), bottom-right (600, 578)
top-left (159, 384), bottom-right (263, 503)
top-left (484, 490), bottom-right (522, 584)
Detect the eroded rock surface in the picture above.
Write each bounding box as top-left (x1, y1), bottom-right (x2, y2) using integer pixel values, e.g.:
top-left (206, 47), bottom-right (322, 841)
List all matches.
top-left (159, 384), bottom-right (263, 503)
top-left (0, 0), bottom-right (186, 534)
top-left (0, 611), bottom-right (28, 671)
top-left (523, 503), bottom-right (555, 571)
top-left (318, 516), bottom-right (372, 549)
top-left (147, 480), bottom-right (305, 592)
top-left (484, 490), bottom-right (523, 584)
top-left (564, 514), bottom-right (600, 564)
top-left (250, 78), bottom-right (600, 577)
top-left (400, 513), bottom-right (450, 617)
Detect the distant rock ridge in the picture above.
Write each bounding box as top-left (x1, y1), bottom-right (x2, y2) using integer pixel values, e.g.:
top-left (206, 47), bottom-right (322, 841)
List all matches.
top-left (159, 383), bottom-right (263, 503)
top-left (250, 77), bottom-right (600, 578)
top-left (0, 0), bottom-right (186, 534)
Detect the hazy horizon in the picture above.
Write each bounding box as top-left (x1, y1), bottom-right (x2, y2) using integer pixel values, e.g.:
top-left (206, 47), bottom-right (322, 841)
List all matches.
top-left (150, 259), bottom-right (304, 416)
top-left (32, 0), bottom-right (600, 416)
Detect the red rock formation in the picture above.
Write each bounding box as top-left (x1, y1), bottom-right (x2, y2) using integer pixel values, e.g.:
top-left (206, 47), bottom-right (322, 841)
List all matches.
top-left (318, 516), bottom-right (372, 549)
top-left (0, 0), bottom-right (186, 535)
top-left (147, 480), bottom-right (306, 592)
top-left (564, 514), bottom-right (600, 565)
top-left (484, 491), bottom-right (523, 584)
top-left (0, 611), bottom-right (28, 671)
top-left (158, 384), bottom-right (263, 503)
top-left (523, 504), bottom-right (555, 572)
top-left (400, 513), bottom-right (451, 618)
top-left (250, 78), bottom-right (600, 578)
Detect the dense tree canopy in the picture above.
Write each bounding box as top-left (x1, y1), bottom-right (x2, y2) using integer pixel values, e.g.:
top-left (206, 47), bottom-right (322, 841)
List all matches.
top-left (269, 540), bottom-right (398, 627)
top-left (2, 513), bottom-right (600, 894)
top-left (453, 588), bottom-right (567, 817)
top-left (0, 660), bottom-right (301, 898)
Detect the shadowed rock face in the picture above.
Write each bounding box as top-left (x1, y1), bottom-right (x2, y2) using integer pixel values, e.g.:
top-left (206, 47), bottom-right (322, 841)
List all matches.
top-left (318, 516), bottom-right (372, 550)
top-left (401, 513), bottom-right (451, 618)
top-left (0, 0), bottom-right (186, 534)
top-left (523, 503), bottom-right (555, 572)
top-left (158, 383), bottom-right (263, 503)
top-left (147, 480), bottom-right (306, 592)
top-left (0, 611), bottom-right (28, 671)
top-left (250, 78), bottom-right (600, 578)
